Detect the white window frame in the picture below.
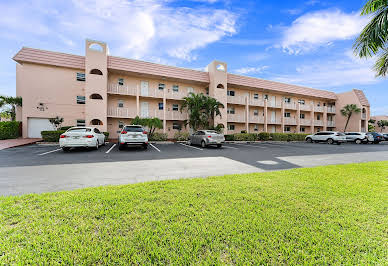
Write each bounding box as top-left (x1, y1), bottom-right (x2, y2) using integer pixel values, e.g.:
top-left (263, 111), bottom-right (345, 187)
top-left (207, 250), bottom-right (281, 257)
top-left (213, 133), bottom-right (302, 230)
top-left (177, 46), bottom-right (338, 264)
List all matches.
top-left (158, 83), bottom-right (165, 90)
top-left (76, 119), bottom-right (86, 126)
top-left (284, 112), bottom-right (291, 118)
top-left (228, 124), bottom-right (235, 130)
top-left (172, 104), bottom-right (179, 111)
top-left (172, 85), bottom-right (179, 92)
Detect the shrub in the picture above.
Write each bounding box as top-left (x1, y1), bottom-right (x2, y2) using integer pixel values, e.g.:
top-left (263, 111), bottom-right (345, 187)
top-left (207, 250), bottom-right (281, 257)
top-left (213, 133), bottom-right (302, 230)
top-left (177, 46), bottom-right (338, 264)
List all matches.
top-left (234, 133), bottom-right (257, 141)
top-left (174, 132), bottom-right (190, 141)
top-left (270, 133), bottom-right (309, 141)
top-left (258, 132), bottom-right (270, 141)
top-left (0, 121), bottom-right (21, 140)
top-left (103, 132), bottom-right (109, 139)
top-left (224, 134), bottom-right (234, 141)
top-left (149, 132), bottom-right (168, 141)
top-left (270, 133), bottom-right (289, 141)
top-left (41, 130), bottom-right (66, 142)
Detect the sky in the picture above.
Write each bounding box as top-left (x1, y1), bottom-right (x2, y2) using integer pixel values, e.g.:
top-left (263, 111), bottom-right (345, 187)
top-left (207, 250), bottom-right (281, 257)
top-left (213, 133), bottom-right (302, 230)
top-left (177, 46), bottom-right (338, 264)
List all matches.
top-left (0, 0), bottom-right (386, 115)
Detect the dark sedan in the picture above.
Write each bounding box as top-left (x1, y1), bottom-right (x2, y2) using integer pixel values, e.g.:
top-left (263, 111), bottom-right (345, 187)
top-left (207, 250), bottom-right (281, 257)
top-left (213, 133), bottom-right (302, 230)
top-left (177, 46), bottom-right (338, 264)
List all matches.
top-left (367, 132), bottom-right (384, 144)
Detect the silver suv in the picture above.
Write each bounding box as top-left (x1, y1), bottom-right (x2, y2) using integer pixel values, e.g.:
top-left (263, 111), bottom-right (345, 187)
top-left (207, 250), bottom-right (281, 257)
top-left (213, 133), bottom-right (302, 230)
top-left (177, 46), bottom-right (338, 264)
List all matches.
top-left (118, 125), bottom-right (149, 150)
top-left (305, 131), bottom-right (346, 145)
top-left (188, 130), bottom-right (225, 148)
top-left (345, 132), bottom-right (373, 144)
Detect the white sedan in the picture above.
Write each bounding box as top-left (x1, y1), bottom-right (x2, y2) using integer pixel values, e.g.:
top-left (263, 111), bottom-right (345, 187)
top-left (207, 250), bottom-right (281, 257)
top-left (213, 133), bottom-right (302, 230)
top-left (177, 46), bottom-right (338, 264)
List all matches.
top-left (59, 127), bottom-right (105, 152)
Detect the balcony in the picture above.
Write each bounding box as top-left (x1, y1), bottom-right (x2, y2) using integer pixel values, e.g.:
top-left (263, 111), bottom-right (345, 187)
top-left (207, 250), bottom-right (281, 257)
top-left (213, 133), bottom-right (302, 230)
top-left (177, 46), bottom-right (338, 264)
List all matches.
top-left (267, 101), bottom-right (282, 108)
top-left (249, 116), bottom-right (264, 124)
top-left (108, 84), bottom-right (137, 96)
top-left (314, 106), bottom-right (324, 112)
top-left (327, 106), bottom-right (336, 113)
top-left (107, 107), bottom-right (137, 118)
top-left (283, 117), bottom-right (297, 125)
top-left (314, 120), bottom-right (324, 126)
top-left (300, 119), bottom-right (311, 126)
top-left (300, 104), bottom-right (311, 111)
top-left (165, 111), bottom-right (188, 121)
top-left (284, 102), bottom-right (297, 110)
top-left (228, 95), bottom-right (247, 105)
top-left (249, 98), bottom-right (264, 107)
top-left (327, 121), bottom-right (335, 127)
top-left (267, 117), bottom-right (282, 124)
top-left (165, 90), bottom-right (189, 100)
top-left (227, 113), bottom-right (246, 123)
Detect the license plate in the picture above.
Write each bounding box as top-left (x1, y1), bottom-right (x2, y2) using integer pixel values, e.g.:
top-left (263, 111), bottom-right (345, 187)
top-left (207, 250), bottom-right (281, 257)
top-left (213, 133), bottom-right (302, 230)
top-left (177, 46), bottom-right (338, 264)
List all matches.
top-left (73, 136), bottom-right (80, 139)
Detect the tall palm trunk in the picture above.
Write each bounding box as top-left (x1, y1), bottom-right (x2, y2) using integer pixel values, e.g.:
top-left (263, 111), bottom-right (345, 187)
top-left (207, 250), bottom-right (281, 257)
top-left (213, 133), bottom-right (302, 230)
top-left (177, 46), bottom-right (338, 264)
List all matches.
top-left (344, 113), bottom-right (352, 132)
top-left (11, 105), bottom-right (16, 121)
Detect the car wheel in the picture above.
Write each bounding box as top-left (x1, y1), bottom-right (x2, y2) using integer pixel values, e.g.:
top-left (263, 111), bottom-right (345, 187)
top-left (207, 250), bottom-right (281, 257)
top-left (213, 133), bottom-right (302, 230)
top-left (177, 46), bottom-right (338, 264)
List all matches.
top-left (355, 139), bottom-right (362, 144)
top-left (306, 137), bottom-right (312, 143)
top-left (143, 143), bottom-right (148, 149)
top-left (327, 138), bottom-right (334, 145)
top-left (118, 144), bottom-right (125, 150)
top-left (217, 144), bottom-right (222, 148)
top-left (201, 140), bottom-right (207, 148)
top-left (62, 147), bottom-right (70, 152)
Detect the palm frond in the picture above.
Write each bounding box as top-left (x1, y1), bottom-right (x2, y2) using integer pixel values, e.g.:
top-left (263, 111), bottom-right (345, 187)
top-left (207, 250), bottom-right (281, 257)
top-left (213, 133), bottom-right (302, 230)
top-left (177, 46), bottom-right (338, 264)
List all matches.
top-left (361, 0), bottom-right (387, 15)
top-left (373, 47), bottom-right (388, 76)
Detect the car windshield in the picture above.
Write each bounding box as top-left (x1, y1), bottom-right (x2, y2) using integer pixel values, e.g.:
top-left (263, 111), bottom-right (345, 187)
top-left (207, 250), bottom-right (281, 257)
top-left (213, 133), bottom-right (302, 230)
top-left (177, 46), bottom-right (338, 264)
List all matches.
top-left (67, 128), bottom-right (91, 132)
top-left (206, 130), bottom-right (219, 134)
top-left (336, 132), bottom-right (345, 136)
top-left (124, 126), bottom-right (143, 132)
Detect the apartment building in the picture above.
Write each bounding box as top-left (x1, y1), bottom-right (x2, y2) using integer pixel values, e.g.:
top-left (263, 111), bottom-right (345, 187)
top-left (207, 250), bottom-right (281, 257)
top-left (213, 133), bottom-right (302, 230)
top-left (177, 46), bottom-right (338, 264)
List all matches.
top-left (13, 40), bottom-right (370, 138)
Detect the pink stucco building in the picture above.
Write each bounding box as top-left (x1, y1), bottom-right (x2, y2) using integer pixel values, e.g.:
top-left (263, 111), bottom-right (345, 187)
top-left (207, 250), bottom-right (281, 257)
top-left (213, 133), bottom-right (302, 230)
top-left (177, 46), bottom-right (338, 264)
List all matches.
top-left (13, 40), bottom-right (371, 138)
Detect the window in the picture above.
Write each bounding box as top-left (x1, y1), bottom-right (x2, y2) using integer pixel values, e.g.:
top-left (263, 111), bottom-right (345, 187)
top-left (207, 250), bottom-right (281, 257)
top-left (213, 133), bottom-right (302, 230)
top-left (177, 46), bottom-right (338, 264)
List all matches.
top-left (254, 94), bottom-right (259, 99)
top-left (76, 72), bottom-right (85, 81)
top-left (77, 96), bottom-right (86, 104)
top-left (317, 102), bottom-right (321, 107)
top-left (94, 128), bottom-right (101, 134)
top-left (118, 78), bottom-right (124, 86)
top-left (284, 97), bottom-right (291, 103)
top-left (300, 127), bottom-right (305, 132)
top-left (76, 119), bottom-right (85, 126)
top-left (284, 126), bottom-right (291, 132)
top-left (227, 107), bottom-right (235, 114)
top-left (254, 124), bottom-right (259, 131)
top-left (300, 113), bottom-right (305, 119)
top-left (317, 128), bottom-right (321, 132)
top-left (90, 94), bottom-right (103, 100)
top-left (187, 87), bottom-right (194, 94)
top-left (158, 102), bottom-right (164, 110)
top-left (227, 90), bottom-right (235, 96)
top-left (123, 126), bottom-right (143, 132)
top-left (298, 99), bottom-right (305, 105)
top-left (205, 87), bottom-right (209, 95)
top-left (118, 100), bottom-right (124, 108)
top-left (264, 94), bottom-right (269, 100)
top-left (158, 83), bottom-right (165, 90)
top-left (118, 121), bottom-right (124, 129)
top-left (253, 110), bottom-right (259, 116)
top-left (90, 69), bottom-right (103, 75)
top-left (217, 84), bottom-right (224, 89)
top-left (317, 114), bottom-right (321, 120)
top-left (172, 85), bottom-right (179, 92)
top-left (216, 64), bottom-right (226, 71)
top-left (172, 104), bottom-right (179, 111)
top-left (90, 119), bottom-right (103, 125)
top-left (228, 124), bottom-right (235, 130)
top-left (284, 112), bottom-right (291, 118)
top-left (173, 123), bottom-right (181, 130)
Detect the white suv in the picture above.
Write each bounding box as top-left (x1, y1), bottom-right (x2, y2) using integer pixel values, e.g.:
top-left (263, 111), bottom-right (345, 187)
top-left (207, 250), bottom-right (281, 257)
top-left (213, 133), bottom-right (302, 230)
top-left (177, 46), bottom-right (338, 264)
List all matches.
top-left (305, 131), bottom-right (347, 145)
top-left (345, 132), bottom-right (373, 144)
top-left (118, 125), bottom-right (149, 150)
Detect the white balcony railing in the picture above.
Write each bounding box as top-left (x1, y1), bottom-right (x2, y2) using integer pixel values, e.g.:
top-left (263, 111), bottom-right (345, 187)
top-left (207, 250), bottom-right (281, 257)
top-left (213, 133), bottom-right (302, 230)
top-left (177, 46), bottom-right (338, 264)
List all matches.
top-left (267, 101), bottom-right (282, 108)
top-left (314, 106), bottom-right (324, 112)
top-left (300, 119), bottom-right (311, 126)
top-left (249, 99), bottom-right (264, 106)
top-left (165, 111), bottom-right (188, 121)
top-left (107, 107), bottom-right (137, 118)
top-left (267, 118), bottom-right (282, 124)
top-left (284, 102), bottom-right (297, 110)
top-left (249, 116), bottom-right (264, 123)
top-left (227, 113), bottom-right (246, 123)
top-left (314, 120), bottom-right (324, 126)
top-left (327, 107), bottom-right (336, 113)
top-left (300, 104), bottom-right (312, 111)
top-left (284, 117), bottom-right (297, 125)
top-left (228, 95), bottom-right (247, 105)
top-left (108, 84), bottom-right (137, 96)
top-left (327, 121), bottom-right (335, 127)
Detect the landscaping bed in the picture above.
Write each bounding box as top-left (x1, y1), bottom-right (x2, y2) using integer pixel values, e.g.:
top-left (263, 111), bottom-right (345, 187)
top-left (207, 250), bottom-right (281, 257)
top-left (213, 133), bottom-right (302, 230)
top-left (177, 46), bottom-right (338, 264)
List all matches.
top-left (1, 161), bottom-right (387, 264)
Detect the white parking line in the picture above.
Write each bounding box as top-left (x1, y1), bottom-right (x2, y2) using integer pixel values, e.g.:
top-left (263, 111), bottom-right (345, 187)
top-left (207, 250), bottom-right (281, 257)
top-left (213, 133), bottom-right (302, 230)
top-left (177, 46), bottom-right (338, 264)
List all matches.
top-left (38, 148), bottom-right (62, 156)
top-left (223, 145), bottom-right (239, 149)
top-left (105, 143), bottom-right (116, 154)
top-left (179, 143), bottom-right (203, 151)
top-left (149, 143), bottom-right (161, 152)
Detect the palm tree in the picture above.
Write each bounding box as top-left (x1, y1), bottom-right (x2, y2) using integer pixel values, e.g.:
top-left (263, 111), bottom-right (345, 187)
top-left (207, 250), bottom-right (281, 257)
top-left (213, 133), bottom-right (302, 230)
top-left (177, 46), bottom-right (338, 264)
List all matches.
top-left (340, 104), bottom-right (361, 132)
top-left (377, 120), bottom-right (388, 132)
top-left (203, 96), bottom-right (224, 128)
top-left (354, 0), bottom-right (388, 77)
top-left (0, 96), bottom-right (22, 121)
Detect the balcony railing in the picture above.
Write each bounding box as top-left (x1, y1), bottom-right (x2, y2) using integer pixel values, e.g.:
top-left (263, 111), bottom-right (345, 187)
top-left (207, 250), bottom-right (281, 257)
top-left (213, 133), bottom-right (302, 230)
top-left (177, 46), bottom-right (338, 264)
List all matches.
top-left (267, 101), bottom-right (282, 108)
top-left (107, 107), bottom-right (137, 118)
top-left (227, 113), bottom-right (246, 123)
top-left (141, 89), bottom-right (164, 98)
top-left (249, 116), bottom-right (264, 124)
top-left (267, 117), bottom-right (282, 124)
top-left (314, 106), bottom-right (324, 112)
top-left (314, 120), bottom-right (324, 126)
top-left (108, 84), bottom-right (137, 96)
top-left (300, 104), bottom-right (311, 111)
top-left (300, 119), bottom-right (311, 126)
top-left (327, 107), bottom-right (336, 113)
top-left (165, 111), bottom-right (188, 121)
top-left (228, 95), bottom-right (247, 105)
top-left (284, 102), bottom-right (297, 110)
top-left (327, 121), bottom-right (335, 127)
top-left (283, 117), bottom-right (297, 125)
top-left (249, 98), bottom-right (264, 106)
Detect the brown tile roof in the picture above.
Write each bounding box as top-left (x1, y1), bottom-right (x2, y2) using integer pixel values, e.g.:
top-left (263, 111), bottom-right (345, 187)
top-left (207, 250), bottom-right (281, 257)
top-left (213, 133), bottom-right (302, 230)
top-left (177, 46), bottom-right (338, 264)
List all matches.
top-left (353, 89), bottom-right (370, 106)
top-left (228, 73), bottom-right (337, 100)
top-left (13, 47), bottom-right (337, 100)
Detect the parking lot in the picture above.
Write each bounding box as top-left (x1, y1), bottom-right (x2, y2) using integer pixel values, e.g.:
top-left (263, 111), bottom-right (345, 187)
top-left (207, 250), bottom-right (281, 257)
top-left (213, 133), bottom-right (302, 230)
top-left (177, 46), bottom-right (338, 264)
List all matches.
top-left (1, 141), bottom-right (388, 195)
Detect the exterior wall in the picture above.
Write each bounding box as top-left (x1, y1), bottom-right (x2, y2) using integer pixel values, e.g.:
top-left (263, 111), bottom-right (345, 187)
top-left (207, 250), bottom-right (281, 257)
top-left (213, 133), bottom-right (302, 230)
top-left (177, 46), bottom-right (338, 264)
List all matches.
top-left (16, 63), bottom-right (85, 137)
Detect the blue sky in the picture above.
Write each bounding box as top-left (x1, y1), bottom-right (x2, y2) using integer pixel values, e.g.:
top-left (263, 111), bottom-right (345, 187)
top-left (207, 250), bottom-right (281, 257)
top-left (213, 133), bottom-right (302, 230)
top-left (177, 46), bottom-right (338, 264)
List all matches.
top-left (0, 0), bottom-right (386, 115)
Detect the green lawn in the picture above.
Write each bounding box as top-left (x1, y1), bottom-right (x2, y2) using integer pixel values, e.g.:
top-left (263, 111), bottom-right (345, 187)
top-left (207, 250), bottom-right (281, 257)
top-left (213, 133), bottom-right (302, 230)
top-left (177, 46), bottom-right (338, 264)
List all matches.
top-left (1, 162), bottom-right (387, 264)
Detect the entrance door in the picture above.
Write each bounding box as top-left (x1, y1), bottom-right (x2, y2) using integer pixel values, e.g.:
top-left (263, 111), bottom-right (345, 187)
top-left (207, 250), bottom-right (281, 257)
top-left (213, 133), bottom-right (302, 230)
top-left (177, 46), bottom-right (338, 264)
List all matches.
top-left (271, 111), bottom-right (276, 123)
top-left (271, 96), bottom-right (276, 107)
top-left (141, 102), bottom-right (149, 118)
top-left (141, 81), bottom-right (149, 96)
top-left (271, 125), bottom-right (276, 133)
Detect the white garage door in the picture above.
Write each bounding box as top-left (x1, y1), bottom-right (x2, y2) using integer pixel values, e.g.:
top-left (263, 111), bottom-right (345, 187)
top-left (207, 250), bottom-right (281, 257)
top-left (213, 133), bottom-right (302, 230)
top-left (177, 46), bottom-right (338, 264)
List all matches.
top-left (28, 118), bottom-right (55, 138)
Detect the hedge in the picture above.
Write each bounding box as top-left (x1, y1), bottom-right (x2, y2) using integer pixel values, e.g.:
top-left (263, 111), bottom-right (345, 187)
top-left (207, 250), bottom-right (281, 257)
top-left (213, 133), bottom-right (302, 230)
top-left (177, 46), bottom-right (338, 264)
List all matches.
top-left (149, 132), bottom-right (168, 141)
top-left (234, 133), bottom-right (257, 141)
top-left (0, 121), bottom-right (21, 140)
top-left (174, 132), bottom-right (190, 141)
top-left (103, 132), bottom-right (109, 139)
top-left (258, 132), bottom-right (270, 141)
top-left (223, 132), bottom-right (308, 142)
top-left (41, 130), bottom-right (66, 142)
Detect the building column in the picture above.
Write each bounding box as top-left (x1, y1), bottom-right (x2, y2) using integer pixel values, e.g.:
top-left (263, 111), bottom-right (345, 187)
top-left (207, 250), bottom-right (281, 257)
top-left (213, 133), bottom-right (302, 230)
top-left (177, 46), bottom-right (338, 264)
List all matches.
top-left (136, 84), bottom-right (140, 116)
top-left (310, 104), bottom-right (314, 133)
top-left (281, 101), bottom-right (285, 133)
top-left (323, 106), bottom-right (328, 131)
top-left (245, 97), bottom-right (249, 133)
top-left (163, 90), bottom-right (167, 134)
top-left (264, 100), bottom-right (268, 132)
top-left (296, 103), bottom-right (301, 133)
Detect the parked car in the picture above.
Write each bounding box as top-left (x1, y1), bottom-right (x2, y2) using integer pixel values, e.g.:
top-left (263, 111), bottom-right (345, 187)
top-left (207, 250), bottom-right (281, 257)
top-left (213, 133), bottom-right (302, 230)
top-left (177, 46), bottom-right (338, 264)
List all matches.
top-left (366, 132), bottom-right (384, 144)
top-left (344, 132), bottom-right (373, 144)
top-left (305, 131), bottom-right (346, 145)
top-left (188, 130), bottom-right (225, 148)
top-left (59, 127), bottom-right (106, 152)
top-left (383, 133), bottom-right (388, 141)
top-left (118, 125), bottom-right (148, 150)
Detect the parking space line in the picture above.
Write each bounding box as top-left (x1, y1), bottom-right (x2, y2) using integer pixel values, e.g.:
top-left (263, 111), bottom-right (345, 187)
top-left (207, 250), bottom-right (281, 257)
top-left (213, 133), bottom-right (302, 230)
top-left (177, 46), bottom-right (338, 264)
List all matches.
top-left (38, 148), bottom-right (62, 156)
top-left (149, 143), bottom-right (161, 152)
top-left (179, 143), bottom-right (203, 151)
top-left (105, 144), bottom-right (116, 154)
top-left (223, 145), bottom-right (239, 149)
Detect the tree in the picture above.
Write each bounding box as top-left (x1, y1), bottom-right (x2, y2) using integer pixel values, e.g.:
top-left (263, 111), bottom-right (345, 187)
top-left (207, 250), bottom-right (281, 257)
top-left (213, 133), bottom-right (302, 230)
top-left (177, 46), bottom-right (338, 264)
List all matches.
top-left (181, 93), bottom-right (224, 131)
top-left (354, 0), bottom-right (388, 77)
top-left (340, 104), bottom-right (361, 132)
top-left (49, 116), bottom-right (64, 130)
top-left (377, 120), bottom-right (388, 132)
top-left (131, 116), bottom-right (163, 137)
top-left (0, 96), bottom-right (22, 121)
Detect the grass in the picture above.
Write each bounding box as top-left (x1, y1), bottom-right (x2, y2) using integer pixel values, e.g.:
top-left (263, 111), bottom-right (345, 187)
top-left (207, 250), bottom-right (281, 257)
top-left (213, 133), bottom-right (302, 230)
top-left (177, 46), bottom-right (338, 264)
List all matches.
top-left (0, 162), bottom-right (387, 264)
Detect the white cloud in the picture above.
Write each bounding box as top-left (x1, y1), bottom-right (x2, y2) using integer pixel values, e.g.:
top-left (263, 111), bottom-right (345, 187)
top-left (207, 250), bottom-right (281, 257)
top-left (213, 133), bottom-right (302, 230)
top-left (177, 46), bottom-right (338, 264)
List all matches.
top-left (272, 50), bottom-right (380, 88)
top-left (234, 66), bottom-right (269, 75)
top-left (281, 9), bottom-right (368, 54)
